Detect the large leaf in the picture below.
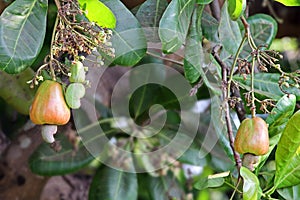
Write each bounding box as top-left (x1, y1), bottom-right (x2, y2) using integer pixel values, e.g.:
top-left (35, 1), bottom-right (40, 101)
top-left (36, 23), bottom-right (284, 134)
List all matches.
top-left (158, 0), bottom-right (195, 53)
top-left (277, 184), bottom-right (300, 200)
top-left (240, 166), bottom-right (262, 200)
top-left (184, 7), bottom-right (220, 93)
top-left (218, 1), bottom-right (242, 55)
top-left (136, 0), bottom-right (168, 42)
top-left (233, 73), bottom-right (300, 100)
top-left (0, 0), bottom-right (47, 74)
top-left (241, 14), bottom-right (277, 57)
top-left (274, 0), bottom-right (300, 6)
top-left (143, 173), bottom-right (184, 200)
top-left (89, 166), bottom-right (138, 200)
top-left (256, 94), bottom-right (296, 172)
top-left (101, 0), bottom-right (147, 66)
top-left (78, 0), bottom-right (116, 28)
top-left (0, 68), bottom-right (35, 115)
top-left (29, 133), bottom-right (94, 176)
top-left (275, 110), bottom-right (300, 188)
top-left (183, 7), bottom-right (203, 83)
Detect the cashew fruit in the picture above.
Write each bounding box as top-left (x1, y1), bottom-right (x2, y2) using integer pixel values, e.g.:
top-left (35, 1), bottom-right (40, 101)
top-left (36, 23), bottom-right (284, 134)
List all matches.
top-left (234, 117), bottom-right (269, 156)
top-left (29, 80), bottom-right (70, 125)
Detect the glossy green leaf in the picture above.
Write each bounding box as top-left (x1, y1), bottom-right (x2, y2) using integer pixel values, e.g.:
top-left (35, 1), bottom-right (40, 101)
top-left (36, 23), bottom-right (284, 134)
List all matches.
top-left (184, 7), bottom-right (221, 93)
top-left (29, 134), bottom-right (94, 176)
top-left (159, 0), bottom-right (195, 53)
top-left (196, 0), bottom-right (214, 4)
top-left (234, 73), bottom-right (285, 100)
top-left (136, 0), bottom-right (168, 42)
top-left (265, 94), bottom-right (296, 137)
top-left (277, 184), bottom-right (300, 200)
top-left (218, 1), bottom-right (242, 55)
top-left (274, 0), bottom-right (300, 6)
top-left (194, 171), bottom-right (230, 190)
top-left (241, 14), bottom-right (277, 57)
top-left (240, 166), bottom-right (262, 200)
top-left (275, 110), bottom-right (300, 188)
top-left (89, 166), bottom-right (138, 200)
top-left (143, 173), bottom-right (184, 200)
top-left (256, 94), bottom-right (296, 172)
top-left (65, 83), bottom-right (86, 109)
top-left (201, 11), bottom-right (219, 43)
top-left (0, 0), bottom-right (48, 74)
top-left (101, 0), bottom-right (147, 66)
top-left (184, 7), bottom-right (203, 83)
top-left (0, 68), bottom-right (35, 115)
top-left (78, 0), bottom-right (116, 28)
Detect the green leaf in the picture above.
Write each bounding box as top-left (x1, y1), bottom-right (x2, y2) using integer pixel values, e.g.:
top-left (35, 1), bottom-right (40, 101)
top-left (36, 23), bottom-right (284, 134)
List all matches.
top-left (0, 68), bottom-right (35, 115)
top-left (241, 14), bottom-right (277, 57)
top-left (275, 110), bottom-right (300, 188)
top-left (101, 0), bottom-right (147, 66)
top-left (143, 173), bottom-right (184, 200)
top-left (184, 7), bottom-right (220, 93)
top-left (256, 94), bottom-right (296, 172)
top-left (218, 1), bottom-right (242, 55)
top-left (78, 0), bottom-right (116, 28)
top-left (234, 73), bottom-right (284, 100)
top-left (240, 167), bottom-right (262, 200)
top-left (136, 0), bottom-right (168, 42)
top-left (277, 184), bottom-right (300, 200)
top-left (274, 0), bottom-right (300, 6)
top-left (29, 134), bottom-right (94, 176)
top-left (89, 166), bottom-right (138, 200)
top-left (194, 171), bottom-right (230, 190)
top-left (0, 0), bottom-right (48, 74)
top-left (266, 94), bottom-right (296, 138)
top-left (183, 7), bottom-right (203, 83)
top-left (159, 0), bottom-right (195, 54)
top-left (201, 11), bottom-right (219, 43)
top-left (196, 0), bottom-right (214, 4)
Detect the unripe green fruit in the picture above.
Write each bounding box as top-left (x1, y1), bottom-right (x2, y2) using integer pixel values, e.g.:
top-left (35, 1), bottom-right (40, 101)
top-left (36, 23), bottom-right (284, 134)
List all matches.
top-left (234, 117), bottom-right (269, 156)
top-left (65, 83), bottom-right (85, 109)
top-left (69, 61), bottom-right (86, 83)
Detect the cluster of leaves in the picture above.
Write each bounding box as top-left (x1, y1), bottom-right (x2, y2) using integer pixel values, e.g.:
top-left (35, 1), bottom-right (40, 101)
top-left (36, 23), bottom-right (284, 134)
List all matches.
top-left (1, 0), bottom-right (300, 199)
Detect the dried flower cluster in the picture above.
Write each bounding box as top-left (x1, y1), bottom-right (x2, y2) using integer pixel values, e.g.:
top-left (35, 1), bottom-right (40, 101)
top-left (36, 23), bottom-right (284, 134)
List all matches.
top-left (54, 0), bottom-right (115, 59)
top-left (29, 0), bottom-right (115, 88)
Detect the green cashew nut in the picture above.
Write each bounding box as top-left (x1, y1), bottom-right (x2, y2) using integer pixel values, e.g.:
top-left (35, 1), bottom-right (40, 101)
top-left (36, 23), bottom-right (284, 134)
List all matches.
top-left (228, 0), bottom-right (246, 21)
top-left (69, 61), bottom-right (86, 83)
top-left (65, 83), bottom-right (86, 109)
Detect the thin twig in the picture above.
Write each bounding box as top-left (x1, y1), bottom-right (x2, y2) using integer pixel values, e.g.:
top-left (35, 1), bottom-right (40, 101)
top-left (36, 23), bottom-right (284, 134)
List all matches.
top-left (231, 85), bottom-right (246, 121)
top-left (146, 51), bottom-right (184, 66)
top-left (250, 58), bottom-right (256, 117)
top-left (212, 45), bottom-right (242, 174)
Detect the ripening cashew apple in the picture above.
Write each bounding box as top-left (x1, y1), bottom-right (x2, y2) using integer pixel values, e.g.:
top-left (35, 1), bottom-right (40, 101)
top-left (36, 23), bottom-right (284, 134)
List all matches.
top-left (29, 80), bottom-right (71, 125)
top-left (234, 117), bottom-right (269, 155)
top-left (234, 117), bottom-right (269, 170)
